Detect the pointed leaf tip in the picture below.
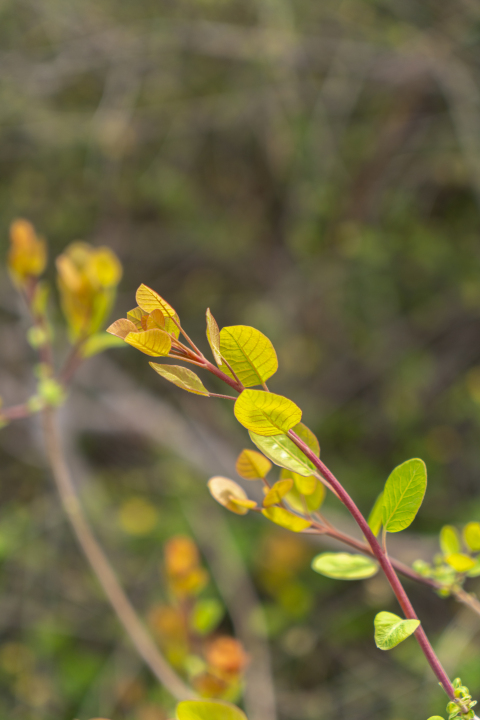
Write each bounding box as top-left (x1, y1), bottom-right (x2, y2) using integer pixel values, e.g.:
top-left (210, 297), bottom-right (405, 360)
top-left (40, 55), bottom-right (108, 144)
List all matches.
top-left (382, 458), bottom-right (427, 533)
top-left (374, 611), bottom-right (420, 650)
top-left (150, 363), bottom-right (209, 395)
top-left (206, 309), bottom-right (223, 365)
top-left (136, 284), bottom-right (177, 318)
top-left (234, 389), bottom-right (302, 436)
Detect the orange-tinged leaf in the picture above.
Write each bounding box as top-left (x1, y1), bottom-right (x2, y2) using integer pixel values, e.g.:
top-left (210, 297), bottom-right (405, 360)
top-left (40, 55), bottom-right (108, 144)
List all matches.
top-left (136, 284), bottom-right (177, 318)
top-left (234, 389), bottom-right (302, 436)
top-left (219, 325), bottom-right (278, 387)
top-left (206, 308), bottom-right (223, 365)
top-left (127, 306), bottom-right (147, 330)
top-left (146, 308), bottom-right (166, 329)
top-left (235, 449), bottom-right (272, 480)
top-left (261, 506), bottom-right (311, 532)
top-left (207, 477), bottom-right (253, 515)
top-left (149, 363), bottom-right (209, 395)
top-left (107, 318), bottom-right (138, 339)
top-left (125, 329), bottom-right (172, 356)
top-left (263, 478), bottom-right (293, 507)
top-left (8, 219), bottom-right (47, 283)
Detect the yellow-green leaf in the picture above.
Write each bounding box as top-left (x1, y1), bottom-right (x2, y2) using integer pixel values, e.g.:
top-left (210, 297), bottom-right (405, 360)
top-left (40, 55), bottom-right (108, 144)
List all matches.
top-left (440, 525), bottom-right (461, 555)
top-left (234, 389), bottom-right (302, 436)
top-left (177, 700), bottom-right (247, 720)
top-left (368, 492), bottom-right (384, 536)
top-left (284, 478), bottom-right (326, 513)
top-left (207, 476), bottom-right (253, 515)
top-left (219, 325), bottom-right (278, 387)
top-left (463, 521), bottom-right (480, 552)
top-left (124, 329), bottom-right (172, 357)
top-left (374, 611), bottom-right (420, 650)
top-left (249, 431), bottom-right (318, 476)
top-left (206, 308), bottom-right (223, 365)
top-left (382, 458), bottom-right (427, 533)
top-left (136, 284), bottom-right (177, 318)
top-left (291, 422), bottom-right (320, 457)
top-left (127, 306), bottom-right (147, 330)
top-left (229, 497), bottom-right (257, 511)
top-left (263, 479), bottom-right (293, 507)
top-left (261, 506), bottom-right (311, 532)
top-left (467, 560), bottom-right (480, 577)
top-left (311, 552), bottom-right (378, 580)
top-left (107, 318), bottom-right (138, 339)
top-left (149, 363), bottom-right (209, 396)
top-left (445, 553), bottom-right (476, 572)
top-left (81, 332), bottom-right (126, 358)
top-left (235, 449), bottom-right (272, 480)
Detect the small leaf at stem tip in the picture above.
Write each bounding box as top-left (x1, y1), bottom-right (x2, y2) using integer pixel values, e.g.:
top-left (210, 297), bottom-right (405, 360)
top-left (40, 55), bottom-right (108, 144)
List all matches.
top-left (149, 363), bottom-right (210, 396)
top-left (219, 325), bottom-right (278, 387)
top-left (235, 449), bottom-right (272, 480)
top-left (382, 458), bottom-right (427, 533)
top-left (176, 700), bottom-right (248, 720)
top-left (107, 318), bottom-right (139, 339)
top-left (81, 332), bottom-right (126, 358)
top-left (136, 284), bottom-right (177, 318)
top-left (126, 306), bottom-right (147, 329)
top-left (463, 521), bottom-right (480, 552)
top-left (207, 477), bottom-right (254, 515)
top-left (124, 329), bottom-right (172, 356)
top-left (146, 308), bottom-right (165, 329)
top-left (261, 506), bottom-right (311, 532)
top-left (206, 308), bottom-right (223, 365)
top-left (292, 422), bottom-right (320, 456)
top-left (283, 477), bottom-right (326, 513)
top-left (444, 553), bottom-right (477, 573)
top-left (249, 432), bottom-right (317, 476)
top-left (374, 611), bottom-right (420, 650)
top-left (263, 478), bottom-right (293, 507)
top-left (367, 492), bottom-right (384, 536)
top-left (234, 389), bottom-right (302, 436)
top-left (440, 525), bottom-right (461, 555)
top-left (190, 598), bottom-right (224, 635)
top-left (311, 552), bottom-right (379, 580)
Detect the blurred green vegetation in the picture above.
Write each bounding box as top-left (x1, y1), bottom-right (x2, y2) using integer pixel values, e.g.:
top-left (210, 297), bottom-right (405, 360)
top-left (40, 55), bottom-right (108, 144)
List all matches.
top-left (1, 0), bottom-right (480, 718)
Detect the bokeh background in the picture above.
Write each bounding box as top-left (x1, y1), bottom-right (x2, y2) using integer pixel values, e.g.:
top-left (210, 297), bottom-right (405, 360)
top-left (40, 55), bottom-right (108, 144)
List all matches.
top-left (1, 0), bottom-right (480, 718)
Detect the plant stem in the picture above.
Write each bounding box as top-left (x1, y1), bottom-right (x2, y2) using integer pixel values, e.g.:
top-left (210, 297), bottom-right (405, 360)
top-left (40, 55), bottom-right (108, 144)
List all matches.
top-left (41, 406), bottom-right (196, 701)
top-left (288, 429), bottom-right (456, 702)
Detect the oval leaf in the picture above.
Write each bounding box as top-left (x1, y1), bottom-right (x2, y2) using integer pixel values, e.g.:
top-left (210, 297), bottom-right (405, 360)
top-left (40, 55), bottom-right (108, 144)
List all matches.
top-left (219, 325), bottom-right (278, 387)
top-left (206, 309), bottom-right (223, 365)
top-left (136, 284), bottom-right (177, 318)
top-left (311, 552), bottom-right (379, 580)
top-left (149, 363), bottom-right (210, 396)
top-left (284, 479), bottom-right (325, 513)
top-left (107, 318), bottom-right (138, 339)
top-left (292, 422), bottom-right (320, 457)
top-left (235, 389), bottom-right (302, 437)
top-left (236, 449), bottom-right (271, 480)
top-left (440, 525), bottom-right (461, 555)
top-left (125, 329), bottom-right (172, 357)
top-left (261, 506), bottom-right (311, 532)
top-left (382, 458), bottom-right (427, 533)
top-left (445, 553), bottom-right (476, 572)
top-left (177, 700), bottom-right (248, 720)
top-left (374, 611), bottom-right (420, 650)
top-left (463, 522), bottom-right (480, 552)
top-left (207, 477), bottom-right (253, 515)
top-left (249, 431), bottom-right (318, 476)
top-left (127, 306), bottom-right (147, 329)
top-left (263, 478), bottom-right (293, 507)
top-left (368, 492), bottom-right (384, 536)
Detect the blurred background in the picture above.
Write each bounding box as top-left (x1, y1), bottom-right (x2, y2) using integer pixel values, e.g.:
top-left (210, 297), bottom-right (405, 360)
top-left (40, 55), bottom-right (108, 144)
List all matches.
top-left (0, 0), bottom-right (480, 718)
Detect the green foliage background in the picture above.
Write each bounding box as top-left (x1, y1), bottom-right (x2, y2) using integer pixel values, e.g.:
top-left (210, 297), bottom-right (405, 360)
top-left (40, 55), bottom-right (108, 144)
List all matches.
top-left (1, 0), bottom-right (480, 718)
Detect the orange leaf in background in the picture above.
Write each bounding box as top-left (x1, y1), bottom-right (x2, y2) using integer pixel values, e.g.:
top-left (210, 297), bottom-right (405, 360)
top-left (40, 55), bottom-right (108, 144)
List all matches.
top-left (165, 536), bottom-right (200, 576)
top-left (205, 637), bottom-right (249, 677)
top-left (8, 219), bottom-right (47, 285)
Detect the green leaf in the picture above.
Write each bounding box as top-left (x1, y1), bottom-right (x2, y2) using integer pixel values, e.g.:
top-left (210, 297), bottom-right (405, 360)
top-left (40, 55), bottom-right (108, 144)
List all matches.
top-left (284, 479), bottom-right (326, 513)
top-left (382, 458), bottom-right (427, 533)
top-left (249, 431), bottom-right (318, 476)
top-left (445, 553), bottom-right (476, 572)
top-left (80, 332), bottom-right (126, 358)
top-left (291, 422), bottom-right (320, 457)
top-left (463, 522), bottom-right (480, 552)
top-left (234, 389), bottom-right (302, 436)
top-left (374, 611), bottom-right (420, 650)
top-left (136, 283), bottom-right (177, 318)
top-left (467, 560), bottom-right (480, 577)
top-left (235, 449), bottom-right (272, 480)
top-left (263, 479), bottom-right (293, 507)
top-left (206, 308), bottom-right (223, 365)
top-left (219, 325), bottom-right (278, 387)
top-left (190, 599), bottom-right (224, 635)
top-left (440, 525), bottom-right (461, 555)
top-left (368, 492), bottom-right (384, 536)
top-left (149, 363), bottom-right (209, 396)
top-left (124, 329), bottom-right (172, 357)
top-left (177, 700), bottom-right (248, 720)
top-left (311, 552), bottom-right (379, 580)
top-left (261, 506), bottom-right (311, 532)
top-left (427, 716), bottom-right (445, 719)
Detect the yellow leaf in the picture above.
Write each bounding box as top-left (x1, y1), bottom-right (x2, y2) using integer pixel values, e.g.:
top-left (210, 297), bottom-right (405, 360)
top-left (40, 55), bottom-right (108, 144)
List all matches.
top-left (107, 318), bottom-right (138, 339)
top-left (125, 329), bottom-right (172, 356)
top-left (261, 506), bottom-right (311, 532)
top-left (8, 219), bottom-right (47, 283)
top-left (146, 308), bottom-right (165, 329)
top-left (207, 477), bottom-right (253, 515)
top-left (219, 325), bottom-right (278, 387)
top-left (235, 449), bottom-right (272, 480)
top-left (206, 308), bottom-right (223, 365)
top-left (234, 389), bottom-right (302, 436)
top-left (86, 247), bottom-right (122, 287)
top-left (282, 474), bottom-right (326, 513)
top-left (146, 309), bottom-right (181, 339)
top-left (149, 363), bottom-right (210, 395)
top-left (293, 422), bottom-right (320, 457)
top-left (263, 479), bottom-right (293, 507)
top-left (229, 497), bottom-right (257, 510)
top-left (445, 553), bottom-right (477, 572)
top-left (294, 473), bottom-right (317, 495)
top-left (127, 306), bottom-right (147, 330)
top-left (136, 284), bottom-right (177, 318)
top-left (463, 521), bottom-right (480, 552)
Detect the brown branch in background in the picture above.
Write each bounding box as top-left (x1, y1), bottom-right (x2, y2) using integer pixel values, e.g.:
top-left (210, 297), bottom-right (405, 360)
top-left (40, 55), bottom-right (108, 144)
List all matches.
top-left (41, 406), bottom-right (196, 702)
